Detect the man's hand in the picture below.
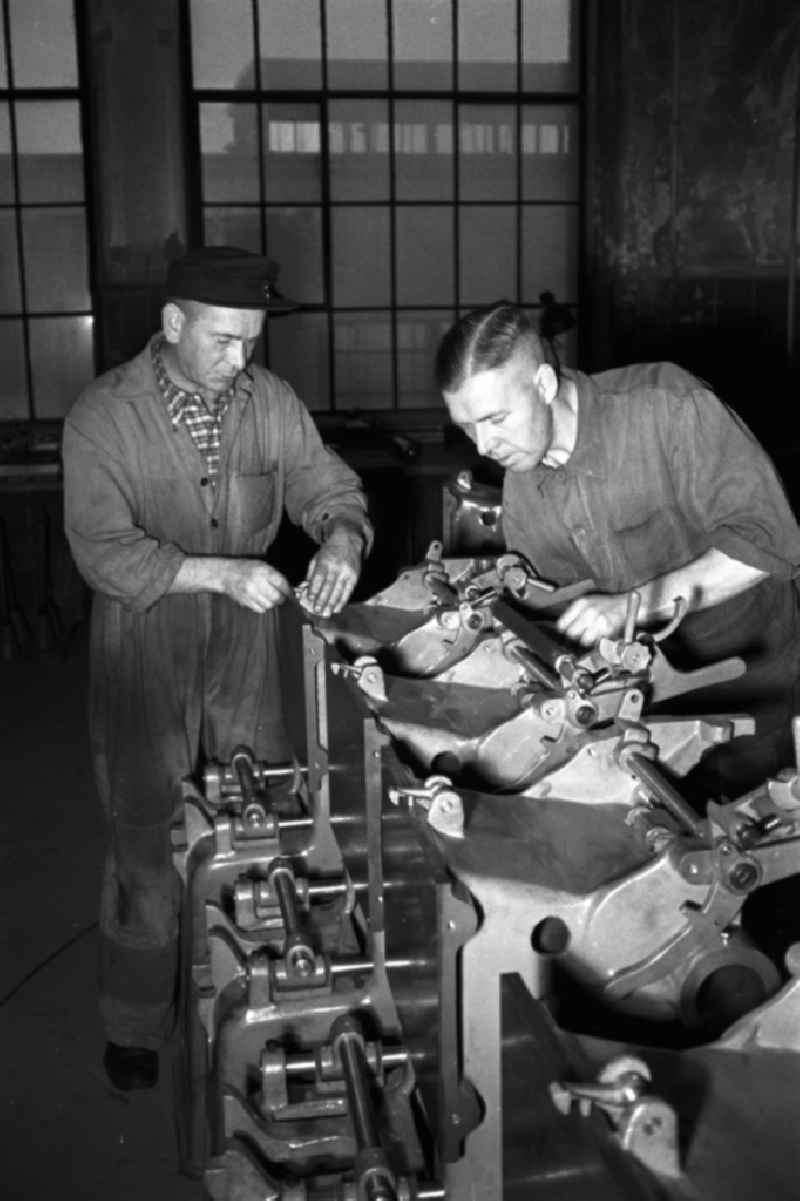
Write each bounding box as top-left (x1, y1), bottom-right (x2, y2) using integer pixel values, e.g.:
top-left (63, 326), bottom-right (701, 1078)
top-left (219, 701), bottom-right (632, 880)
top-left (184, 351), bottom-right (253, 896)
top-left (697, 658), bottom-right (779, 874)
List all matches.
top-left (557, 592), bottom-right (628, 646)
top-left (302, 529), bottom-right (363, 618)
top-left (221, 560), bottom-right (293, 613)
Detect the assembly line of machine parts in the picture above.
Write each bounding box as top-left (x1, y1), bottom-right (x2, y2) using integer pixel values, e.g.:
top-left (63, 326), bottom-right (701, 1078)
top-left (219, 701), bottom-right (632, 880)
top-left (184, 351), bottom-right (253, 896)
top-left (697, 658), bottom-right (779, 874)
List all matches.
top-left (172, 543), bottom-right (800, 1200)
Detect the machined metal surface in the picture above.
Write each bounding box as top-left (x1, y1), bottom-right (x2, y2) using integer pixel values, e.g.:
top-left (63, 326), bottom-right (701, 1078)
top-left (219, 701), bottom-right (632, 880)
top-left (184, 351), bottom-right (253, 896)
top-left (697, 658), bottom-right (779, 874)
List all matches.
top-left (175, 552), bottom-right (800, 1201)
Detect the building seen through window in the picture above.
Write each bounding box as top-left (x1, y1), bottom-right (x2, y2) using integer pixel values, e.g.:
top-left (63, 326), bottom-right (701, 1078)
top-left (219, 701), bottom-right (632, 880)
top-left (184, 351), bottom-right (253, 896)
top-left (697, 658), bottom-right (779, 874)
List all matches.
top-left (0, 0), bottom-right (92, 421)
top-left (190, 0), bottom-right (582, 412)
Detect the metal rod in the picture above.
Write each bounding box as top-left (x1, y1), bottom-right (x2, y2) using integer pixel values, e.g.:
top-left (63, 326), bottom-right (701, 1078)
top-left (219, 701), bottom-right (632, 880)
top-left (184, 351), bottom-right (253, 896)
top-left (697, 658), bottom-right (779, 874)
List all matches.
top-left (330, 957), bottom-right (374, 977)
top-left (253, 765), bottom-right (306, 780)
top-left (270, 865), bottom-right (302, 939)
top-left (336, 1025), bottom-right (381, 1151)
top-left (232, 751), bottom-right (257, 805)
top-left (627, 752), bottom-right (706, 839)
top-left (506, 642), bottom-right (560, 690)
top-left (307, 879), bottom-right (348, 898)
top-left (284, 1048), bottom-right (409, 1077)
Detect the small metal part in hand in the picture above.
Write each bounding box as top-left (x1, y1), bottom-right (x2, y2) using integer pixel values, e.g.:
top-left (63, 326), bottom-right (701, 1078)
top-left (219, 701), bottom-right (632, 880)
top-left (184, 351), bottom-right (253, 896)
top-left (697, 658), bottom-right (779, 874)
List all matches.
top-left (294, 583), bottom-right (318, 614)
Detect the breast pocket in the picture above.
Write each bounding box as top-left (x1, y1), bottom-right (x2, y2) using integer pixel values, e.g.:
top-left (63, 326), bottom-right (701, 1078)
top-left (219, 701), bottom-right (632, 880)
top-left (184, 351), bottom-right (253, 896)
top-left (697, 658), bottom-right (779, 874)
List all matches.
top-left (610, 505), bottom-right (692, 584)
top-left (228, 470), bottom-right (278, 540)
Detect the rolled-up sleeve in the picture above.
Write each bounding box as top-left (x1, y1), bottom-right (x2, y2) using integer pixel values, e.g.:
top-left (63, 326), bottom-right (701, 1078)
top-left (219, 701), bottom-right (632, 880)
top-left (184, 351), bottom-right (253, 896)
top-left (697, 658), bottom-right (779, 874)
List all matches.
top-left (63, 411), bottom-right (186, 611)
top-left (279, 385), bottom-right (373, 552)
top-left (669, 389), bottom-right (800, 579)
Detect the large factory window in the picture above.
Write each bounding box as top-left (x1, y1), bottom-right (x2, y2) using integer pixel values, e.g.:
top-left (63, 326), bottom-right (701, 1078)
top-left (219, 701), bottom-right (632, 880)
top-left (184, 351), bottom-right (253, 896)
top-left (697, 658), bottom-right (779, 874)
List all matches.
top-left (188, 0), bottom-right (581, 412)
top-left (0, 0), bottom-right (93, 421)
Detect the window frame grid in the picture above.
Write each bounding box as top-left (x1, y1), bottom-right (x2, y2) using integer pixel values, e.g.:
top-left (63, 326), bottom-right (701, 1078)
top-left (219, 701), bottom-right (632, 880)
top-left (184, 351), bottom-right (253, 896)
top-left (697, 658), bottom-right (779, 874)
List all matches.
top-left (188, 0), bottom-right (582, 414)
top-left (0, 0), bottom-right (95, 423)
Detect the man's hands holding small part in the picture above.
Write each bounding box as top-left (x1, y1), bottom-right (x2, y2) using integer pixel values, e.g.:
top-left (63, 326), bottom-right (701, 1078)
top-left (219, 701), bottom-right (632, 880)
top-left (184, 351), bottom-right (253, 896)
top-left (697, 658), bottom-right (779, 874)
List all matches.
top-left (300, 528), bottom-right (363, 618)
top-left (556, 592), bottom-right (628, 646)
top-left (170, 530), bottom-right (364, 618)
top-left (221, 560), bottom-right (294, 613)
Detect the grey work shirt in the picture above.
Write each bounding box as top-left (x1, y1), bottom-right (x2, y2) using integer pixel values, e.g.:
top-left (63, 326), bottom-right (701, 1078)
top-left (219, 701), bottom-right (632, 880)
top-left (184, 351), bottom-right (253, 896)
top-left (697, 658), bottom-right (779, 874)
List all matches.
top-left (64, 338), bottom-right (371, 612)
top-left (502, 362), bottom-right (800, 710)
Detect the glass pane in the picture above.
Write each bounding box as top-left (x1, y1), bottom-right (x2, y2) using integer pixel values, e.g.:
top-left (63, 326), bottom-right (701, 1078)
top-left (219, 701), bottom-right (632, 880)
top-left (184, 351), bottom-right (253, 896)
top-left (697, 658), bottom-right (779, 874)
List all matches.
top-left (259, 0), bottom-right (322, 89)
top-left (191, 0), bottom-right (255, 89)
top-left (334, 312), bottom-right (392, 410)
top-left (0, 212), bottom-right (22, 311)
top-left (459, 207), bottom-right (517, 306)
top-left (0, 22), bottom-right (7, 88)
top-left (263, 103), bottom-right (321, 202)
top-left (459, 105), bottom-right (517, 201)
top-left (9, 0), bottom-right (77, 87)
top-left (200, 103), bottom-right (259, 203)
top-left (16, 101), bottom-right (83, 204)
top-left (458, 0), bottom-right (517, 91)
top-left (0, 105), bottom-right (14, 204)
top-left (266, 207), bottom-right (323, 305)
top-left (397, 310), bottom-right (453, 408)
top-left (329, 100), bottom-right (389, 202)
top-left (395, 101), bottom-right (453, 201)
top-left (331, 207), bottom-right (390, 306)
top-left (522, 105), bottom-right (579, 201)
top-left (521, 205), bottom-right (578, 304)
top-left (30, 316), bottom-right (95, 418)
top-left (203, 206), bottom-right (262, 252)
top-left (22, 208), bottom-right (90, 312)
top-left (393, 0), bottom-right (452, 90)
top-left (267, 312), bottom-right (330, 411)
top-left (327, 0), bottom-right (388, 90)
top-left (523, 0), bottom-right (578, 92)
top-left (396, 207), bottom-right (454, 306)
top-left (0, 321), bottom-right (28, 418)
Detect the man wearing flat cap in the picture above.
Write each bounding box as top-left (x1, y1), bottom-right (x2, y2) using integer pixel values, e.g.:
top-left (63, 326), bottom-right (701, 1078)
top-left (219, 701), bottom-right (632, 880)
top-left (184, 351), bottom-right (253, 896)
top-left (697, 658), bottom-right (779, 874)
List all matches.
top-left (63, 246), bottom-right (371, 1090)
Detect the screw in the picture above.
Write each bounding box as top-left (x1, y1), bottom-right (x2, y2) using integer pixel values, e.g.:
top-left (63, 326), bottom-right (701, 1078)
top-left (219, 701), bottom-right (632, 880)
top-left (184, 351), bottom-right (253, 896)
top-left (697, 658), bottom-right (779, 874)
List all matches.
top-left (290, 948), bottom-right (315, 977)
top-left (727, 860), bottom-right (759, 892)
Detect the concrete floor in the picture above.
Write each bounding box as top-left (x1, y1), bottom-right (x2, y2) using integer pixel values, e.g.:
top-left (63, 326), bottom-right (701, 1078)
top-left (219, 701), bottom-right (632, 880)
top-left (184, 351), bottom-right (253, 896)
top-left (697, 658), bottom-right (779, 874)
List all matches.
top-left (1, 642), bottom-right (204, 1201)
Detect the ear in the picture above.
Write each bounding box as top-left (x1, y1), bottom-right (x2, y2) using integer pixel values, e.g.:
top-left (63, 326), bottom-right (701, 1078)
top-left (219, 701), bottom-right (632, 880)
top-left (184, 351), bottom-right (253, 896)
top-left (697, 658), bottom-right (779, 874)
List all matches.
top-left (162, 301), bottom-right (186, 345)
top-left (534, 362), bottom-right (559, 406)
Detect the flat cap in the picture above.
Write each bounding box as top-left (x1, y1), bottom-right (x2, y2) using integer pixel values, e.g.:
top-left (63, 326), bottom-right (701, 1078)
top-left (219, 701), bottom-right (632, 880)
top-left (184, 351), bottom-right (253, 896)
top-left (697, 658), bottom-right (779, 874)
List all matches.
top-left (165, 245), bottom-right (299, 312)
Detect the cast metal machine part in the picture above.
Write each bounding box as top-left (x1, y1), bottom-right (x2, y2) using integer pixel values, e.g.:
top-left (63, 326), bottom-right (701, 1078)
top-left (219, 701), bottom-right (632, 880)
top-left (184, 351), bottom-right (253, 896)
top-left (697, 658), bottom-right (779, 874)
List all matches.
top-left (173, 559), bottom-right (800, 1201)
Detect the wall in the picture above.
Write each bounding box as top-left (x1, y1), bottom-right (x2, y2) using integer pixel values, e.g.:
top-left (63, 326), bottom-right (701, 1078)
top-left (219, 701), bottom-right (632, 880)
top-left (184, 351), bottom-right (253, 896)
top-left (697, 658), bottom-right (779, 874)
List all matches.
top-left (84, 0), bottom-right (188, 366)
top-left (586, 0), bottom-right (800, 449)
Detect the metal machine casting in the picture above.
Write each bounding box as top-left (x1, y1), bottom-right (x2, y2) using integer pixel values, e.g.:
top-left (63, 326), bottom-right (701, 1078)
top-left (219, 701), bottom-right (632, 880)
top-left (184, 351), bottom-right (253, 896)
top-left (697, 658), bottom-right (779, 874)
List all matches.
top-left (172, 548), bottom-right (800, 1200)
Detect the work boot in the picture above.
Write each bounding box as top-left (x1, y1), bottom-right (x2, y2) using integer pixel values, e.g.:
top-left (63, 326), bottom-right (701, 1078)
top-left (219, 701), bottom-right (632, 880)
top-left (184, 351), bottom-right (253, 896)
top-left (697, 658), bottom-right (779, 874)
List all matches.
top-left (103, 1042), bottom-right (159, 1091)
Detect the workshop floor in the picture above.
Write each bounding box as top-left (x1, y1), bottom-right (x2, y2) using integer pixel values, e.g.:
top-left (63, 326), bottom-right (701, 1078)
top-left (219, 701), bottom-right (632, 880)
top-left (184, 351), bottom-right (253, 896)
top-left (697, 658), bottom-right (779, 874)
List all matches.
top-left (0, 640), bottom-right (204, 1201)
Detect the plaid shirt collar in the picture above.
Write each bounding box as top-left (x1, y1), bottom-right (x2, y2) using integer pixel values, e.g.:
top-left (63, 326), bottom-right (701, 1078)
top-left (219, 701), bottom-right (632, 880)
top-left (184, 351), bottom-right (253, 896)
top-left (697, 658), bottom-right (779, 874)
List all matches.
top-left (150, 334), bottom-right (252, 426)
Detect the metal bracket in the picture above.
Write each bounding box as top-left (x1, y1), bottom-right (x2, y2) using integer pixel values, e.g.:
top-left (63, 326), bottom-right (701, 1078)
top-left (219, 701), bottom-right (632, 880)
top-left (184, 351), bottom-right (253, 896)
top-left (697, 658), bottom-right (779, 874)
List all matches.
top-left (330, 655), bottom-right (388, 704)
top-left (550, 1055), bottom-right (680, 1180)
top-left (388, 775), bottom-right (465, 839)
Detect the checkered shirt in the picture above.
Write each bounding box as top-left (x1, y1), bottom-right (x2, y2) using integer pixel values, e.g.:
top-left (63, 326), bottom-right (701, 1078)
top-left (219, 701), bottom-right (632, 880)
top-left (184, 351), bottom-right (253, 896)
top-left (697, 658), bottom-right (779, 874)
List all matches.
top-left (151, 336), bottom-right (236, 482)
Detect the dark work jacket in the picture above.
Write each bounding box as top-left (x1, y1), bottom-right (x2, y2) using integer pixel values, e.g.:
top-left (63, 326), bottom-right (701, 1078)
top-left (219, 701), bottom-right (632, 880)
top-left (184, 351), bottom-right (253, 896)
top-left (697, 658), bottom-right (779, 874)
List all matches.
top-left (502, 363), bottom-right (800, 727)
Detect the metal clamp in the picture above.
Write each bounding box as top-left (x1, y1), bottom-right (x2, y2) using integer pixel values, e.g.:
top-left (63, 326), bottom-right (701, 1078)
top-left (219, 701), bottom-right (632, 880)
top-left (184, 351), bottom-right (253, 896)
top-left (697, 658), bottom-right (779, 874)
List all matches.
top-left (266, 858), bottom-right (328, 989)
top-left (551, 1056), bottom-right (680, 1179)
top-left (330, 656), bottom-right (388, 704)
top-left (388, 775), bottom-right (465, 839)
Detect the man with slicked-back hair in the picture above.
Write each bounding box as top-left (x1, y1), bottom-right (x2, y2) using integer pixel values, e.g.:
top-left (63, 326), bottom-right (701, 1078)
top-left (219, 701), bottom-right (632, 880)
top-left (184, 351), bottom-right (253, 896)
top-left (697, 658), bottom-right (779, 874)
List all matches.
top-left (437, 301), bottom-right (800, 800)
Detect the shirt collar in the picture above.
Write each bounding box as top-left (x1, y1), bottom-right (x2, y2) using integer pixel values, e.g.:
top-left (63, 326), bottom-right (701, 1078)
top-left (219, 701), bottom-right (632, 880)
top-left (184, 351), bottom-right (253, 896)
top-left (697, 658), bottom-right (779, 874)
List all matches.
top-left (150, 334), bottom-right (253, 424)
top-left (538, 370), bottom-right (605, 479)
top-left (541, 376), bottom-right (579, 467)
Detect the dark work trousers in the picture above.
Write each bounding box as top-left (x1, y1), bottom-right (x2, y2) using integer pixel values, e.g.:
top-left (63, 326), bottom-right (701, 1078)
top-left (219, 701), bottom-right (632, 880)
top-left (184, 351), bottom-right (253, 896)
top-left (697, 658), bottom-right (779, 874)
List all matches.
top-left (90, 590), bottom-right (287, 1049)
